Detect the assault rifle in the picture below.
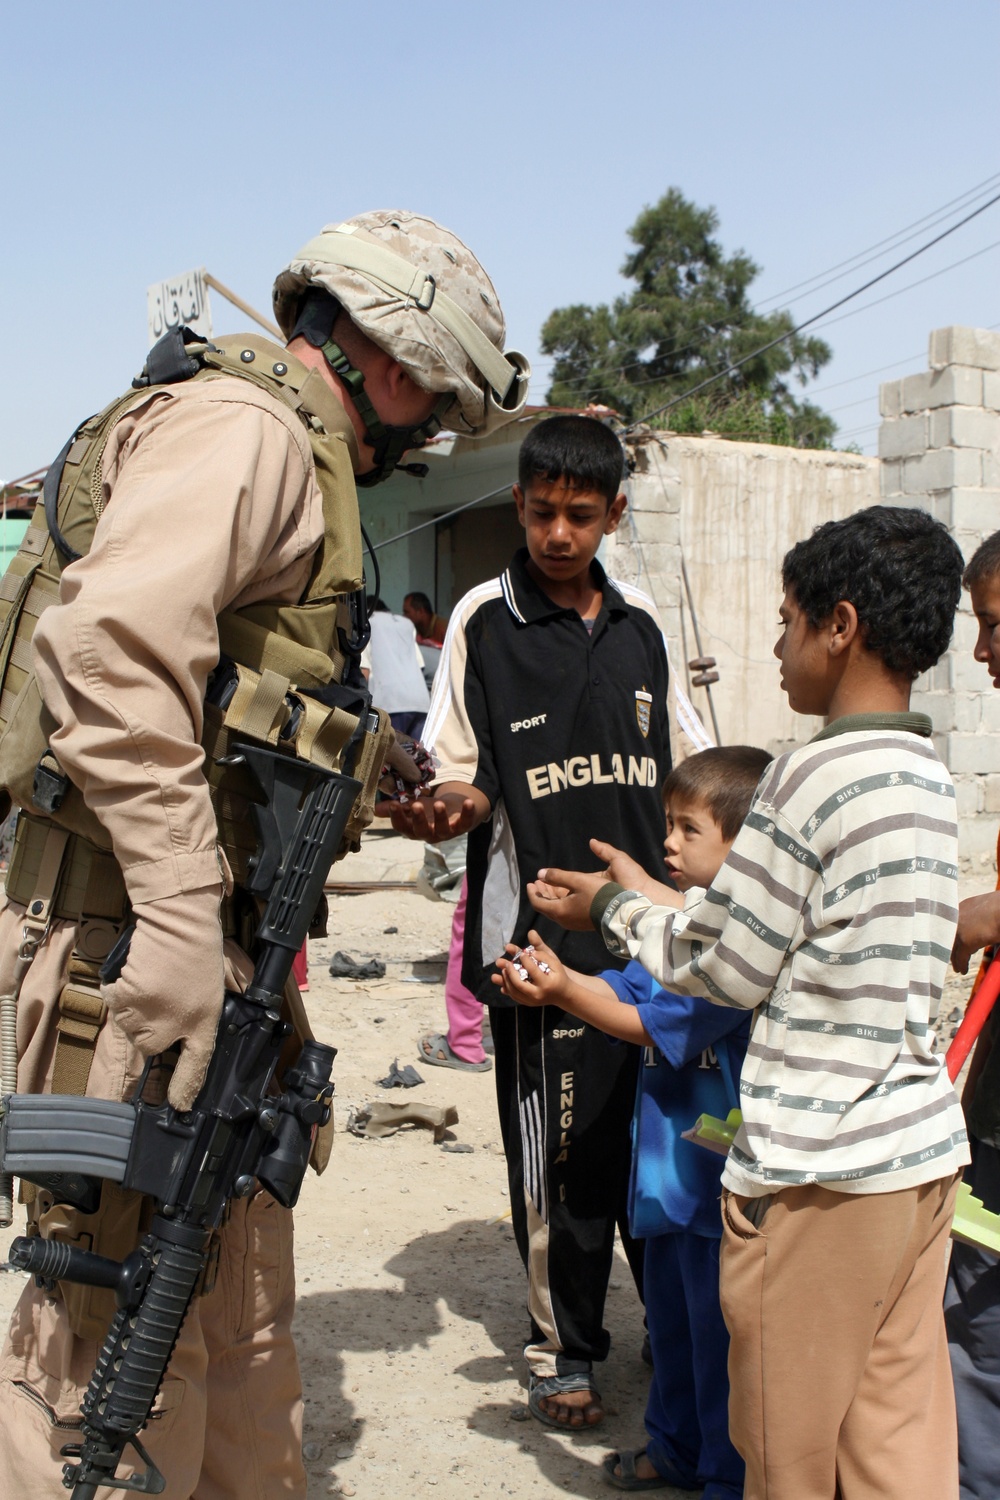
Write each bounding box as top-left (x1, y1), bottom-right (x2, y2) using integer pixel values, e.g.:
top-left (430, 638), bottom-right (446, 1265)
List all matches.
top-left (0, 743), bottom-right (360, 1496)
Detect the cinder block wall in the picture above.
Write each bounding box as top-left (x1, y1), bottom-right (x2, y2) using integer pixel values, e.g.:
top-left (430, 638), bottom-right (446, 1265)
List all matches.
top-left (607, 431), bottom-right (880, 751)
top-left (879, 326), bottom-right (1000, 878)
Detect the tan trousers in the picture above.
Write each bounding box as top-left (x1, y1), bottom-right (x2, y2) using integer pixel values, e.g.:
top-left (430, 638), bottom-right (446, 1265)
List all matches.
top-left (0, 1190), bottom-right (305, 1500)
top-left (720, 1175), bottom-right (959, 1500)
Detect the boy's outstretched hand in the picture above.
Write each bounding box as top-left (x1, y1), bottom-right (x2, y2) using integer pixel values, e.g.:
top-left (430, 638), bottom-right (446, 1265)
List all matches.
top-left (527, 868), bottom-right (610, 930)
top-left (952, 890), bottom-right (1000, 974)
top-left (589, 838), bottom-right (683, 908)
top-left (493, 933), bottom-right (565, 1005)
top-left (376, 786), bottom-right (487, 843)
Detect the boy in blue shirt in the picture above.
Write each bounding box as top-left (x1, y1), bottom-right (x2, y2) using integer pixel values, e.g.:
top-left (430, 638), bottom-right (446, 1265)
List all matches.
top-left (497, 745), bottom-right (770, 1495)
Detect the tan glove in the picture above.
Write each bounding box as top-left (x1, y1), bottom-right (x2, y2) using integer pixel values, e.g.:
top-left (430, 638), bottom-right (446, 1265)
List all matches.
top-left (103, 883), bottom-right (226, 1111)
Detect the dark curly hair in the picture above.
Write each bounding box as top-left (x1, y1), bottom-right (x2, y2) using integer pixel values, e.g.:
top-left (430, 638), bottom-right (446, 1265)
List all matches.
top-left (781, 505), bottom-right (964, 681)
top-left (962, 529), bottom-right (1000, 591)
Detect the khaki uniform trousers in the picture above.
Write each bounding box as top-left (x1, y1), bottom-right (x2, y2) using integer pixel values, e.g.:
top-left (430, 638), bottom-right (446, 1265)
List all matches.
top-left (0, 1189), bottom-right (305, 1500)
top-left (0, 897), bottom-right (307, 1499)
top-left (720, 1174), bottom-right (959, 1500)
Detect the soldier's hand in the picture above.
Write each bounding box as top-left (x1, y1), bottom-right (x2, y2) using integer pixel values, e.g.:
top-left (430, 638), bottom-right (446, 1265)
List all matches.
top-left (103, 884), bottom-right (226, 1111)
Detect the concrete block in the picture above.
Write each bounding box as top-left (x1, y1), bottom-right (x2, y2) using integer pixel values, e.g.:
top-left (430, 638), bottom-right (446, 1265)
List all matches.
top-left (930, 327), bottom-right (1000, 373)
top-left (929, 366), bottom-right (984, 410)
top-left (958, 776), bottom-right (986, 817)
top-left (953, 649), bottom-right (993, 692)
top-left (985, 776), bottom-right (1000, 815)
top-left (983, 450), bottom-right (1000, 490)
top-left (953, 694), bottom-right (983, 733)
top-left (897, 373), bottom-right (930, 414)
top-left (628, 513), bottom-right (681, 547)
top-left (931, 657), bottom-right (953, 692)
top-left (878, 414), bottom-right (928, 459)
top-left (879, 459), bottom-right (904, 496)
top-left (628, 475), bottom-right (681, 514)
top-left (947, 735), bottom-right (1000, 774)
top-left (879, 380), bottom-right (904, 418)
top-left (979, 692), bottom-right (1000, 731)
top-left (951, 490), bottom-right (1000, 532)
top-left (957, 809), bottom-right (1000, 861)
top-left (899, 366), bottom-right (983, 412)
top-left (984, 371), bottom-right (1000, 412)
top-left (903, 448), bottom-right (983, 493)
top-left (928, 407), bottom-right (1000, 451)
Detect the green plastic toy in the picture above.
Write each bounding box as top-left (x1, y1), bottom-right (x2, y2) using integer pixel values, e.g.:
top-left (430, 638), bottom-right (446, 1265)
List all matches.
top-left (685, 1111), bottom-right (1000, 1256)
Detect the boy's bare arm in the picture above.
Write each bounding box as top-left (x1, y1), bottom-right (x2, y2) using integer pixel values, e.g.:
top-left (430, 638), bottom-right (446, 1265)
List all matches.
top-left (493, 933), bottom-right (652, 1045)
top-left (953, 890), bottom-right (1000, 974)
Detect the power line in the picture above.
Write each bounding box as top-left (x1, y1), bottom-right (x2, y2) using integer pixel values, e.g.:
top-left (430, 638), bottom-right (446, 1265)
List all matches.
top-left (369, 483), bottom-right (512, 552)
top-left (754, 170), bottom-right (1000, 310)
top-left (806, 350), bottom-right (925, 397)
top-left (808, 237), bottom-right (1000, 333)
top-left (627, 186), bottom-right (1000, 431)
top-left (524, 171), bottom-right (1000, 405)
top-left (526, 172), bottom-right (1000, 405)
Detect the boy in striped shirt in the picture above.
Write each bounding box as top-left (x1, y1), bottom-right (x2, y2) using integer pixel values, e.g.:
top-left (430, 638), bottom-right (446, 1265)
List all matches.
top-left (513, 506), bottom-right (970, 1500)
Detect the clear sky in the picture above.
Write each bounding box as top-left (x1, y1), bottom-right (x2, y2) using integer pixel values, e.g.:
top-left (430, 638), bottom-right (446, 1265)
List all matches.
top-left (3, 0), bottom-right (998, 479)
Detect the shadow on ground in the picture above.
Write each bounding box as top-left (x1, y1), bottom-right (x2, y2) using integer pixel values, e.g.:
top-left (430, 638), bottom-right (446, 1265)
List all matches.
top-left (293, 1217), bottom-right (688, 1497)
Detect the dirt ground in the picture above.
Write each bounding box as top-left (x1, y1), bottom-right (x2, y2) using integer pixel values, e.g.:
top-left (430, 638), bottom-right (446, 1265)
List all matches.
top-left (0, 827), bottom-right (982, 1499)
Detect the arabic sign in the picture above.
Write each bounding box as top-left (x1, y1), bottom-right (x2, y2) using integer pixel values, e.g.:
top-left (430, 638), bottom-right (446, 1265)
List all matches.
top-left (147, 268), bottom-right (212, 345)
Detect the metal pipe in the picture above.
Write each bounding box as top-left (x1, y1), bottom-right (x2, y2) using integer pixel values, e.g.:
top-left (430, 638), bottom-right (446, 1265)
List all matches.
top-left (680, 553), bottom-right (722, 746)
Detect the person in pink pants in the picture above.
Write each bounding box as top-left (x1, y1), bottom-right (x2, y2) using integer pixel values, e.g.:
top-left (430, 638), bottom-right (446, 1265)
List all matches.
top-left (419, 878), bottom-right (492, 1070)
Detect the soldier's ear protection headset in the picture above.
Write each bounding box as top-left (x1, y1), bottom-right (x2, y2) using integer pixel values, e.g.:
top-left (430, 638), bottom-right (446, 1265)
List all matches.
top-left (290, 288), bottom-right (447, 486)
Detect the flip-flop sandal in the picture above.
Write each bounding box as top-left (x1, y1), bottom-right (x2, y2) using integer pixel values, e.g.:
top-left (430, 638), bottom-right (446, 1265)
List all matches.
top-left (418, 1032), bottom-right (492, 1072)
top-left (602, 1451), bottom-right (673, 1491)
top-left (528, 1372), bottom-right (603, 1429)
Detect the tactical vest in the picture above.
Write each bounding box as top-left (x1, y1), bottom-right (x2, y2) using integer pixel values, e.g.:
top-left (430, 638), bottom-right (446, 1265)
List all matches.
top-left (0, 329), bottom-right (393, 931)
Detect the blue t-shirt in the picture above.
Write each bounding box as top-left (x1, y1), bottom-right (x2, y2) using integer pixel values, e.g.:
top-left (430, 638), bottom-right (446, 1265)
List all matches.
top-left (602, 961), bottom-right (751, 1238)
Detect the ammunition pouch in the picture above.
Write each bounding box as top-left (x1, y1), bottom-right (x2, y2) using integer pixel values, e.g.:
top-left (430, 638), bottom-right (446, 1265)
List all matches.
top-left (0, 328), bottom-right (393, 876)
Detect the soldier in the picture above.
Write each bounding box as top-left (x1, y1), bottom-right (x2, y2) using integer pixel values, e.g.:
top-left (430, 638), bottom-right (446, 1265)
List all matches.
top-left (0, 210), bottom-right (526, 1498)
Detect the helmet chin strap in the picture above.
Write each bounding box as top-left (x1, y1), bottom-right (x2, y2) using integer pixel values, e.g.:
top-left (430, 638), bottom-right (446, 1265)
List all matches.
top-left (319, 337), bottom-right (451, 487)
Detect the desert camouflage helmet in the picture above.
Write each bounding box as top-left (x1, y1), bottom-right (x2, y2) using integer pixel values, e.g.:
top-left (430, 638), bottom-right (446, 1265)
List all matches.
top-left (273, 210), bottom-right (529, 438)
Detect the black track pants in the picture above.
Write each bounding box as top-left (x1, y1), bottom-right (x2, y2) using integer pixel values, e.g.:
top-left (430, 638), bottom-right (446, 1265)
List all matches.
top-left (489, 1003), bottom-right (644, 1379)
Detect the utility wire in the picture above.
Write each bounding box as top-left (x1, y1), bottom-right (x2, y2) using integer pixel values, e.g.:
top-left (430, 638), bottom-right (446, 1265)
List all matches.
top-left (369, 483), bottom-right (511, 552)
top-left (754, 170), bottom-right (1000, 310)
top-left (528, 171), bottom-right (1000, 404)
top-left (627, 187), bottom-right (1000, 431)
top-left (807, 237), bottom-right (1000, 333)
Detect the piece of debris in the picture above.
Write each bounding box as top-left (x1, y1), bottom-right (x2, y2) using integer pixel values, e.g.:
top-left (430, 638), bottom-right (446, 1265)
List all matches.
top-left (383, 925), bottom-right (398, 934)
top-left (347, 1100), bottom-right (459, 1142)
top-left (441, 1142), bottom-right (474, 1154)
top-left (377, 1060), bottom-right (424, 1089)
top-left (329, 950), bottom-right (386, 980)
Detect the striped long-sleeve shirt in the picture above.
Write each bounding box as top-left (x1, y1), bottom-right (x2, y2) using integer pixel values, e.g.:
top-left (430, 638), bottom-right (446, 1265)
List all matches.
top-left (598, 713), bottom-right (970, 1196)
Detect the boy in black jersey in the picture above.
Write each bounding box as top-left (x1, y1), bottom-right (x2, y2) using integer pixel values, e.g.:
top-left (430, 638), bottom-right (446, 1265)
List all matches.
top-left (386, 415), bottom-right (708, 1427)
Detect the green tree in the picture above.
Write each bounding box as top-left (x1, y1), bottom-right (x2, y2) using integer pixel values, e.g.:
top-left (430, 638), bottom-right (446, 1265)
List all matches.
top-left (542, 189), bottom-right (836, 448)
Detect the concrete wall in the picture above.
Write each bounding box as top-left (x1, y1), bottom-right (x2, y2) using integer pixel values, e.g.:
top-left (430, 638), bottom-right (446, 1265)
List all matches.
top-left (606, 432), bottom-right (880, 752)
top-left (879, 326), bottom-right (1000, 878)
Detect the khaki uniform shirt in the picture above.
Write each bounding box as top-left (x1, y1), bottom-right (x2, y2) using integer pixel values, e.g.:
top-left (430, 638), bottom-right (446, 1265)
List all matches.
top-left (32, 361), bottom-right (359, 905)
